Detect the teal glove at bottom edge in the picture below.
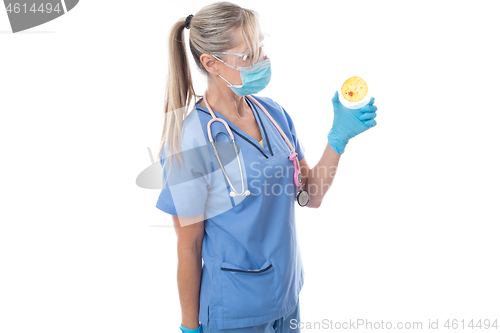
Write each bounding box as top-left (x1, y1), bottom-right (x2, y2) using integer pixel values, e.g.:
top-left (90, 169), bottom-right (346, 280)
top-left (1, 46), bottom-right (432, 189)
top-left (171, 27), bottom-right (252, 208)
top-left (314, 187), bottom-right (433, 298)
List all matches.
top-left (180, 323), bottom-right (202, 333)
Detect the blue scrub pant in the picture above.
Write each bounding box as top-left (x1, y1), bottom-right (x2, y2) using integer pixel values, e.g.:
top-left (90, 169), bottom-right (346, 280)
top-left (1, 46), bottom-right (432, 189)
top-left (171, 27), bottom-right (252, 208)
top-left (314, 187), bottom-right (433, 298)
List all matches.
top-left (201, 298), bottom-right (301, 333)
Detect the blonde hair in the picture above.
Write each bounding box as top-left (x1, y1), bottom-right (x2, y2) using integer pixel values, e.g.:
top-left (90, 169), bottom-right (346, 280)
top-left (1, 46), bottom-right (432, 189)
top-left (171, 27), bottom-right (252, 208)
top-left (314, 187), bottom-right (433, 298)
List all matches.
top-left (157, 2), bottom-right (261, 169)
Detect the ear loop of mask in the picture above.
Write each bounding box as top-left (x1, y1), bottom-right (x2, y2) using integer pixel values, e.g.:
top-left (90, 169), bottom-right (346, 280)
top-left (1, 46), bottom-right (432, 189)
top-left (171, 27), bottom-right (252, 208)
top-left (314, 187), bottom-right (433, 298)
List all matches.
top-left (218, 73), bottom-right (243, 88)
top-left (214, 55), bottom-right (243, 88)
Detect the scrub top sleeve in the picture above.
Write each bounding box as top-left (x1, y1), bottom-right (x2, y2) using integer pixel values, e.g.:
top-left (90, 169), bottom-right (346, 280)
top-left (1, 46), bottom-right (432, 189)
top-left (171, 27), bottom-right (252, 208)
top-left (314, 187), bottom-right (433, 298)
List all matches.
top-left (282, 108), bottom-right (306, 161)
top-left (156, 143), bottom-right (210, 218)
top-left (156, 172), bottom-right (178, 216)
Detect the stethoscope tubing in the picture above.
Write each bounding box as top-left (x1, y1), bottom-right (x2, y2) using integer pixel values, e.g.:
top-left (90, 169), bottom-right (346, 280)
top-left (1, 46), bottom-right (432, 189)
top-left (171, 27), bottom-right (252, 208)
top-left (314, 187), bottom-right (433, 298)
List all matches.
top-left (203, 91), bottom-right (305, 198)
top-left (245, 95), bottom-right (302, 179)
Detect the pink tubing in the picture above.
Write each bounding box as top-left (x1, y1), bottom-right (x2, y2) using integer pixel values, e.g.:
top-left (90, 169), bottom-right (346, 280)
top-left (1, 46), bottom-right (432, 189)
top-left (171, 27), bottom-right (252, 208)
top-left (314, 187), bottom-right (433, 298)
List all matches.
top-left (247, 95), bottom-right (302, 186)
top-left (203, 92), bottom-right (302, 186)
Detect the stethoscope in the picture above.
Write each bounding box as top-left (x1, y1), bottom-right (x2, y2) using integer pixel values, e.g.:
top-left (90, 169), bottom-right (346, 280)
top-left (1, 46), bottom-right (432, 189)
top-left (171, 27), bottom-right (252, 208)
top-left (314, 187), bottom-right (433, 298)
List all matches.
top-left (203, 91), bottom-right (310, 207)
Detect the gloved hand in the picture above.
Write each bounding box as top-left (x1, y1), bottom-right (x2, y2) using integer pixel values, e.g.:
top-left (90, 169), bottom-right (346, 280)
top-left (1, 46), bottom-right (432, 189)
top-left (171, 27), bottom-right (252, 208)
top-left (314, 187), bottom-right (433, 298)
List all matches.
top-left (327, 91), bottom-right (378, 155)
top-left (180, 323), bottom-right (202, 333)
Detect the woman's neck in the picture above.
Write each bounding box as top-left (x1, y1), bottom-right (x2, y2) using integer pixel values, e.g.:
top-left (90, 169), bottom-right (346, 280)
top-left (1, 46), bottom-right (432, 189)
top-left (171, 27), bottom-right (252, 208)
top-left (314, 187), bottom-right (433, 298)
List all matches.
top-left (202, 81), bottom-right (250, 121)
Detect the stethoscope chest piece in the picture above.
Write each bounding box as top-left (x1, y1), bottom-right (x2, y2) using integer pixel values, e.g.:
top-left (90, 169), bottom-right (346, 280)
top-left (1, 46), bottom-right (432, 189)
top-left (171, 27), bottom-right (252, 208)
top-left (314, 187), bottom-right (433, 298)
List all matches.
top-left (295, 171), bottom-right (309, 206)
top-left (296, 188), bottom-right (309, 207)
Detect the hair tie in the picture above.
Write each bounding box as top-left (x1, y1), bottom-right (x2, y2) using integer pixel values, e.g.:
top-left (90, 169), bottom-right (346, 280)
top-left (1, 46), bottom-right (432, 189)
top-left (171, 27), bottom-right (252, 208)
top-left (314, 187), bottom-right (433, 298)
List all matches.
top-left (184, 14), bottom-right (194, 29)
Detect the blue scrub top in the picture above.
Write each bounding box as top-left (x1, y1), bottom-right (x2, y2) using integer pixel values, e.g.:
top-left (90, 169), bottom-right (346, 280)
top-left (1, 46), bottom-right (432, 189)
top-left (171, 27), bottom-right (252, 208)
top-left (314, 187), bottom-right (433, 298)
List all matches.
top-left (156, 95), bottom-right (306, 329)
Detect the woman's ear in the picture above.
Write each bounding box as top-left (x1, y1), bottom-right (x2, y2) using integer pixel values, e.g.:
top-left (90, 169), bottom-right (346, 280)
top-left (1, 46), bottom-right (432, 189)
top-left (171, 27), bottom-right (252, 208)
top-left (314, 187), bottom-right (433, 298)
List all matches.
top-left (200, 54), bottom-right (219, 76)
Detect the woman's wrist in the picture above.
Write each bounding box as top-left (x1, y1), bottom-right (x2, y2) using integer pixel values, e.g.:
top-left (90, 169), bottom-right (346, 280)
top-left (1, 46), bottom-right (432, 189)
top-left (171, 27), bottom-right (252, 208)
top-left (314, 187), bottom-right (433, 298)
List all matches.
top-left (180, 323), bottom-right (202, 333)
top-left (327, 125), bottom-right (349, 155)
top-left (327, 135), bottom-right (347, 155)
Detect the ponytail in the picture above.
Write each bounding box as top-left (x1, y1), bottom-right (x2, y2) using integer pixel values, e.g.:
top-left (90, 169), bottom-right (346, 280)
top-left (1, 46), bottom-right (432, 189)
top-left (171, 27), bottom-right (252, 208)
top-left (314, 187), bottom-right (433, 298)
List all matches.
top-left (157, 18), bottom-right (197, 169)
top-left (157, 3), bottom-right (261, 170)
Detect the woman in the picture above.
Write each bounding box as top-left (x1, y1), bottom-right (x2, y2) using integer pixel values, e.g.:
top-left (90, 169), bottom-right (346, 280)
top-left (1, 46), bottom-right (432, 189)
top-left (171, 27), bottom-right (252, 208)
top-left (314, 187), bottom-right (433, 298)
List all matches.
top-left (156, 2), bottom-right (378, 333)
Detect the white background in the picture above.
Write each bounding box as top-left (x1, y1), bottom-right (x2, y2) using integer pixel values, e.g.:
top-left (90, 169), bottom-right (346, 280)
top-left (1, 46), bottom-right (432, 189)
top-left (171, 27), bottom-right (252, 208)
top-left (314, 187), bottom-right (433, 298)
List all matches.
top-left (1, 0), bottom-right (499, 332)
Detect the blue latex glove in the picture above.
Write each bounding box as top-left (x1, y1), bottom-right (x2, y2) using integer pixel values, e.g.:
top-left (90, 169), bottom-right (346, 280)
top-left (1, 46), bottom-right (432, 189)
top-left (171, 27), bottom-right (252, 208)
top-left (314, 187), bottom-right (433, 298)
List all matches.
top-left (180, 323), bottom-right (202, 333)
top-left (327, 91), bottom-right (378, 154)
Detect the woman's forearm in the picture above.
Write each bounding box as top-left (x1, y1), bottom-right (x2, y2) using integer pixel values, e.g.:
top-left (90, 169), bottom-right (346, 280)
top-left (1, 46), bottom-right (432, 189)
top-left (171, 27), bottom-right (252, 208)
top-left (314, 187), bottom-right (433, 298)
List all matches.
top-left (304, 142), bottom-right (341, 208)
top-left (177, 247), bottom-right (203, 329)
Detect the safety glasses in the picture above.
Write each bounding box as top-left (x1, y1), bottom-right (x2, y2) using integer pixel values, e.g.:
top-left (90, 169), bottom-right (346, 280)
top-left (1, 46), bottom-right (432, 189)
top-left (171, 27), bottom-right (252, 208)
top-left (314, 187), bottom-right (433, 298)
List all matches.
top-left (213, 33), bottom-right (270, 70)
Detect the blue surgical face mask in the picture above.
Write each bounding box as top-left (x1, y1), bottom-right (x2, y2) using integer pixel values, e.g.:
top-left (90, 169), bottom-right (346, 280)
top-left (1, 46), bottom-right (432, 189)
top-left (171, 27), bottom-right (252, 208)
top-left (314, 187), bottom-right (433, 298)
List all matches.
top-left (217, 58), bottom-right (272, 96)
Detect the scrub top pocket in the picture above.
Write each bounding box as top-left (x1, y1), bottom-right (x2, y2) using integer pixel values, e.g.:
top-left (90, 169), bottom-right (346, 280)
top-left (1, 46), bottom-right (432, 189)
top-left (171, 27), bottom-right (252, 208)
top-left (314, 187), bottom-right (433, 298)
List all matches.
top-left (220, 260), bottom-right (277, 320)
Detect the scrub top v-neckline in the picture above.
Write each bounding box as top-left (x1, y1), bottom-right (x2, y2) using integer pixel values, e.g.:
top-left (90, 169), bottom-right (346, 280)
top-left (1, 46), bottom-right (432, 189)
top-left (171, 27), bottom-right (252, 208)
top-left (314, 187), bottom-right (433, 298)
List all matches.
top-left (195, 97), bottom-right (274, 159)
top-left (246, 97), bottom-right (274, 157)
